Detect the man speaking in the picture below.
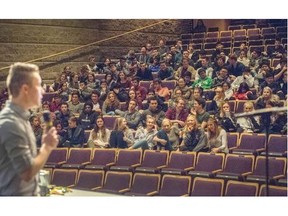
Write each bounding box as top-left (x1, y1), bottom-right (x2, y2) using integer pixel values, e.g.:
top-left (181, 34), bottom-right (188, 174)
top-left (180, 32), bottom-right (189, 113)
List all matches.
top-left (0, 62), bottom-right (58, 196)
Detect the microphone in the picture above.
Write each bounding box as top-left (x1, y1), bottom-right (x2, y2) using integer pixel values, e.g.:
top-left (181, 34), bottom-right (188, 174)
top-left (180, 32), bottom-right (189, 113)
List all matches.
top-left (42, 111), bottom-right (53, 131)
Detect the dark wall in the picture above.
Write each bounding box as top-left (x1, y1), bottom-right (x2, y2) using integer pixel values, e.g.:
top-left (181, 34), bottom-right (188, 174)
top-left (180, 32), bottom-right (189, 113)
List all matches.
top-left (0, 19), bottom-right (181, 86)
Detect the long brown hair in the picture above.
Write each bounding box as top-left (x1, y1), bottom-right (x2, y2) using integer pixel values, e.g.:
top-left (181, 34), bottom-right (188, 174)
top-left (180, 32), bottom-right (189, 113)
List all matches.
top-left (207, 117), bottom-right (221, 139)
top-left (92, 116), bottom-right (107, 139)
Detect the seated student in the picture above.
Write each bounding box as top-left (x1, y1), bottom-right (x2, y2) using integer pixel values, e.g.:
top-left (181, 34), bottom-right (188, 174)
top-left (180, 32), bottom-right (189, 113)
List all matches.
top-left (63, 116), bottom-right (86, 147)
top-left (78, 101), bottom-right (98, 130)
top-left (115, 99), bottom-right (142, 130)
top-left (29, 115), bottom-right (43, 148)
top-left (178, 115), bottom-right (208, 152)
top-left (165, 97), bottom-right (189, 128)
top-left (232, 82), bottom-right (256, 100)
top-left (215, 101), bottom-right (243, 133)
top-left (102, 91), bottom-right (120, 115)
top-left (192, 68), bottom-right (212, 90)
top-left (206, 117), bottom-right (229, 154)
top-left (206, 87), bottom-right (226, 115)
top-left (237, 101), bottom-right (261, 133)
top-left (109, 117), bottom-right (134, 149)
top-left (129, 116), bottom-right (158, 150)
top-left (151, 78), bottom-right (171, 102)
top-left (87, 116), bottom-right (111, 148)
top-left (54, 120), bottom-right (67, 147)
top-left (153, 118), bottom-right (173, 150)
top-left (190, 97), bottom-right (210, 129)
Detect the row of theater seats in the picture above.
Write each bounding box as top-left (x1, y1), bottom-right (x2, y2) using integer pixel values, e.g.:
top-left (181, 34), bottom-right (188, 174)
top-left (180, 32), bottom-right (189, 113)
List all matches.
top-left (46, 168), bottom-right (287, 196)
top-left (44, 145), bottom-right (287, 187)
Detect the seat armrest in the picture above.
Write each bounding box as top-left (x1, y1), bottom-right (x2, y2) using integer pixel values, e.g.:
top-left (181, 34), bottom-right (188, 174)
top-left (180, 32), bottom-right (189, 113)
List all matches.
top-left (131, 163), bottom-right (141, 168)
top-left (147, 191), bottom-right (159, 196)
top-left (119, 188), bottom-right (130, 193)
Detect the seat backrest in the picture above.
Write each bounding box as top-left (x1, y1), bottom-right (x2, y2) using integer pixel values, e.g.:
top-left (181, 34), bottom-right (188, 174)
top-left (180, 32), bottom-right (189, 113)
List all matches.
top-left (141, 150), bottom-right (169, 168)
top-left (262, 27), bottom-right (276, 35)
top-left (46, 148), bottom-right (68, 164)
top-left (247, 28), bottom-right (261, 36)
top-left (206, 32), bottom-right (219, 38)
top-left (51, 169), bottom-right (78, 187)
top-left (103, 115), bottom-right (119, 130)
top-left (139, 81), bottom-right (152, 90)
top-left (116, 149), bottom-right (142, 166)
top-left (195, 152), bottom-right (225, 172)
top-left (223, 154), bottom-right (254, 174)
top-left (227, 132), bottom-right (239, 150)
top-left (259, 184), bottom-right (288, 196)
top-left (102, 171), bottom-right (132, 191)
top-left (76, 170), bottom-right (105, 190)
top-left (167, 151), bottom-right (196, 170)
top-left (233, 29), bottom-right (246, 37)
top-left (162, 80), bottom-right (176, 90)
top-left (220, 30), bottom-right (232, 38)
top-left (130, 173), bottom-right (161, 194)
top-left (159, 175), bottom-right (191, 196)
top-left (253, 156), bottom-right (287, 177)
top-left (225, 180), bottom-right (259, 196)
top-left (191, 177), bottom-right (224, 196)
top-left (267, 134), bottom-right (287, 153)
top-left (238, 133), bottom-right (266, 150)
top-left (66, 148), bottom-right (92, 164)
top-left (91, 148), bottom-right (117, 165)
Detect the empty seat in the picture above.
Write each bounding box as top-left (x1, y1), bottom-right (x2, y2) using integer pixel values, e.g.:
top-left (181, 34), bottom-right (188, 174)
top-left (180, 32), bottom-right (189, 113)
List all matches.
top-left (124, 173), bottom-right (161, 196)
top-left (103, 115), bottom-right (119, 130)
top-left (233, 29), bottom-right (247, 42)
top-left (190, 177), bottom-right (225, 196)
top-left (188, 152), bottom-right (225, 178)
top-left (260, 134), bottom-right (287, 157)
top-left (231, 133), bottom-right (266, 155)
top-left (228, 25), bottom-right (242, 31)
top-left (95, 171), bottom-right (132, 194)
top-left (61, 148), bottom-right (92, 169)
top-left (135, 150), bottom-right (169, 174)
top-left (109, 149), bottom-right (142, 172)
top-left (227, 132), bottom-right (239, 152)
top-left (74, 170), bottom-right (105, 190)
top-left (204, 43), bottom-right (216, 50)
top-left (220, 30), bottom-right (232, 42)
top-left (246, 156), bottom-right (287, 184)
top-left (205, 32), bottom-right (219, 43)
top-left (158, 174), bottom-right (191, 196)
top-left (247, 28), bottom-right (261, 40)
top-left (215, 154), bottom-right (254, 181)
top-left (51, 168), bottom-right (78, 187)
top-left (84, 148), bottom-right (117, 171)
top-left (44, 148), bottom-right (68, 169)
top-left (259, 184), bottom-right (287, 196)
top-left (160, 151), bottom-right (196, 175)
top-left (225, 180), bottom-right (259, 196)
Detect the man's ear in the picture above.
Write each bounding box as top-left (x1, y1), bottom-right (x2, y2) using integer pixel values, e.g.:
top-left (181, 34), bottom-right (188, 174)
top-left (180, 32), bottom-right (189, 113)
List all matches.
top-left (21, 84), bottom-right (29, 95)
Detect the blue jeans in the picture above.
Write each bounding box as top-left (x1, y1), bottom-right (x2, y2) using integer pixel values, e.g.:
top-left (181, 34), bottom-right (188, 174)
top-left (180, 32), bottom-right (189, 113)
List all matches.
top-left (131, 139), bottom-right (149, 150)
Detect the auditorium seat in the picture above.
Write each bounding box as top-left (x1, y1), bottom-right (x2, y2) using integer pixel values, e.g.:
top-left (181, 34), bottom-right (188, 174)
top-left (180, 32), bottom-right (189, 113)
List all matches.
top-left (225, 180), bottom-right (259, 196)
top-left (95, 171), bottom-right (132, 194)
top-left (231, 133), bottom-right (266, 156)
top-left (74, 170), bottom-right (105, 191)
top-left (188, 152), bottom-right (225, 178)
top-left (190, 177), bottom-right (224, 196)
top-left (60, 148), bottom-right (92, 169)
top-left (84, 148), bottom-right (117, 171)
top-left (215, 154), bottom-right (254, 181)
top-left (160, 151), bottom-right (196, 175)
top-left (51, 168), bottom-right (78, 187)
top-left (135, 150), bottom-right (169, 174)
top-left (109, 149), bottom-right (143, 172)
top-left (158, 174), bottom-right (191, 196)
top-left (245, 156), bottom-right (287, 184)
top-left (124, 173), bottom-right (161, 196)
top-left (259, 184), bottom-right (287, 196)
top-left (44, 148), bottom-right (68, 169)
top-left (260, 134), bottom-right (287, 157)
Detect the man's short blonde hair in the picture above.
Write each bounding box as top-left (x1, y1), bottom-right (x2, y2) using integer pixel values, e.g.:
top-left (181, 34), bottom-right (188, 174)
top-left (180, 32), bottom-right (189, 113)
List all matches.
top-left (6, 62), bottom-right (39, 97)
